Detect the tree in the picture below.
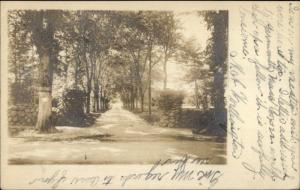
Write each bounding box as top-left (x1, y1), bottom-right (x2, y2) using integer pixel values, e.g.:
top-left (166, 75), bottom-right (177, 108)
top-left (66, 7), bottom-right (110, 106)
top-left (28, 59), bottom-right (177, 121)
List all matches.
top-left (68, 11), bottom-right (114, 113)
top-left (112, 11), bottom-right (150, 112)
top-left (21, 10), bottom-right (65, 132)
top-left (179, 38), bottom-right (212, 110)
top-left (91, 12), bottom-right (115, 112)
top-left (9, 10), bottom-right (132, 131)
top-left (8, 11), bottom-right (37, 104)
top-left (112, 11), bottom-right (179, 114)
top-left (141, 11), bottom-right (183, 115)
top-left (159, 12), bottom-right (179, 90)
top-left (201, 11), bottom-right (228, 126)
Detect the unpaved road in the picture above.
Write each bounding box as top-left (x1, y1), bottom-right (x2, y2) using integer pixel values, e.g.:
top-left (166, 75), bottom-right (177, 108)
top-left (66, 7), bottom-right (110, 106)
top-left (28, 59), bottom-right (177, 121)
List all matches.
top-left (8, 100), bottom-right (226, 164)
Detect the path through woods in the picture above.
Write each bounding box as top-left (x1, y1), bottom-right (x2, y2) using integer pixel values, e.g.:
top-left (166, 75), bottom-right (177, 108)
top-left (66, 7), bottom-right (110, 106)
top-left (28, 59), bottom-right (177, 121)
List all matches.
top-left (9, 99), bottom-right (226, 164)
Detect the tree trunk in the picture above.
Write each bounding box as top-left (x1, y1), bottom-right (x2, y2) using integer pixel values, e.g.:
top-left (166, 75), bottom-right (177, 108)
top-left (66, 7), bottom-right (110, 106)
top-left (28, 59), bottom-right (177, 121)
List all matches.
top-left (148, 69), bottom-right (152, 115)
top-left (86, 93), bottom-right (90, 114)
top-left (148, 48), bottom-right (152, 115)
top-left (74, 56), bottom-right (80, 89)
top-left (86, 85), bottom-right (91, 114)
top-left (99, 87), bottom-right (103, 111)
top-left (139, 85), bottom-right (144, 112)
top-left (163, 55), bottom-right (168, 90)
top-left (134, 87), bottom-right (138, 110)
top-left (140, 92), bottom-right (144, 112)
top-left (130, 88), bottom-right (134, 111)
top-left (92, 91), bottom-right (98, 112)
top-left (194, 80), bottom-right (200, 109)
top-left (126, 94), bottom-right (130, 109)
top-left (36, 87), bottom-right (54, 132)
top-left (92, 79), bottom-right (99, 112)
top-left (96, 92), bottom-right (100, 112)
top-left (214, 70), bottom-right (226, 124)
top-left (204, 93), bottom-right (209, 111)
top-left (35, 51), bottom-right (55, 133)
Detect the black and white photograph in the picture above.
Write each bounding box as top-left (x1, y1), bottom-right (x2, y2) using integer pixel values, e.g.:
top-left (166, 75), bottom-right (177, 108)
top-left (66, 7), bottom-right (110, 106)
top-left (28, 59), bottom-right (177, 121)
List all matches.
top-left (1, 1), bottom-right (299, 190)
top-left (7, 10), bottom-right (228, 165)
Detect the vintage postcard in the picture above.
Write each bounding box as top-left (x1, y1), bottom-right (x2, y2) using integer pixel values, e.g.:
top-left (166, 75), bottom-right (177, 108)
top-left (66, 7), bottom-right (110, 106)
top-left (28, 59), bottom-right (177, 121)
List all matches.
top-left (1, 1), bottom-right (299, 189)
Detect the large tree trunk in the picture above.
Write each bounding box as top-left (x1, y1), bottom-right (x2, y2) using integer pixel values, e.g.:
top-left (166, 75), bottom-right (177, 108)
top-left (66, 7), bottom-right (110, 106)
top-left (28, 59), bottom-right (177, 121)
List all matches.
top-left (213, 70), bottom-right (226, 124)
top-left (36, 87), bottom-right (53, 132)
top-left (207, 11), bottom-right (228, 132)
top-left (35, 51), bottom-right (55, 133)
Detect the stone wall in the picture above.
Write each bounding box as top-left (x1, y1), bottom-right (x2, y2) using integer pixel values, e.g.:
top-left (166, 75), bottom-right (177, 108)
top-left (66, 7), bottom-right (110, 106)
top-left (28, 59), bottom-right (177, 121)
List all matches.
top-left (8, 104), bottom-right (38, 126)
top-left (159, 105), bottom-right (182, 128)
top-left (157, 90), bottom-right (184, 128)
top-left (181, 109), bottom-right (202, 129)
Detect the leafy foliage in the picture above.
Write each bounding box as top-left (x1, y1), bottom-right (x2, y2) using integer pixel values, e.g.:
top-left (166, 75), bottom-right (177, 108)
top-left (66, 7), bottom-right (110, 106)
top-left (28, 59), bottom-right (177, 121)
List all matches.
top-left (157, 90), bottom-right (184, 111)
top-left (62, 89), bottom-right (86, 118)
top-left (8, 10), bottom-right (227, 133)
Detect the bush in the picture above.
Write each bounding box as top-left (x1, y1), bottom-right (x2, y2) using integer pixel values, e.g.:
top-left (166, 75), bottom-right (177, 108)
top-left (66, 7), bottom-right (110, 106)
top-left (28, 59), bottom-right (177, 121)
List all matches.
top-left (63, 89), bottom-right (85, 118)
top-left (52, 89), bottom-right (86, 125)
top-left (157, 90), bottom-right (185, 128)
top-left (157, 90), bottom-right (184, 111)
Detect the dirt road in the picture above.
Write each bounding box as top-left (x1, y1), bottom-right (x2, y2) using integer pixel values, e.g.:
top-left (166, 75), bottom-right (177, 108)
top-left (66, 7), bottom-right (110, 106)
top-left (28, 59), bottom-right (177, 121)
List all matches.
top-left (8, 100), bottom-right (226, 164)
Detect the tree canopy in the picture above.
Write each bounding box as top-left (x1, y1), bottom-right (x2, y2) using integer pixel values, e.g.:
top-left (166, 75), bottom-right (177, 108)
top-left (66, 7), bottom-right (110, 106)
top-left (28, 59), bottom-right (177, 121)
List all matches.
top-left (8, 10), bottom-right (228, 132)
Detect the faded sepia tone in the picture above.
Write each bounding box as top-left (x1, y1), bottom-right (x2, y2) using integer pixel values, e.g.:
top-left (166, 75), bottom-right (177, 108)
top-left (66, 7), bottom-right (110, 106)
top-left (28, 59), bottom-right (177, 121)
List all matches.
top-left (7, 10), bottom-right (227, 165)
top-left (1, 1), bottom-right (299, 190)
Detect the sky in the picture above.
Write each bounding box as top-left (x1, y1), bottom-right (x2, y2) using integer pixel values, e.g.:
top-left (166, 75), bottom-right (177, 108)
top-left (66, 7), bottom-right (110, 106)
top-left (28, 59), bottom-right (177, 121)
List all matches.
top-left (154, 11), bottom-right (211, 95)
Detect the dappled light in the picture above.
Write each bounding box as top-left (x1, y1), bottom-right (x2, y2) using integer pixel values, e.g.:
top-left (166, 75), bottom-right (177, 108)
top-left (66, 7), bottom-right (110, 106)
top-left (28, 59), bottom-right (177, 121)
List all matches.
top-left (8, 10), bottom-right (228, 165)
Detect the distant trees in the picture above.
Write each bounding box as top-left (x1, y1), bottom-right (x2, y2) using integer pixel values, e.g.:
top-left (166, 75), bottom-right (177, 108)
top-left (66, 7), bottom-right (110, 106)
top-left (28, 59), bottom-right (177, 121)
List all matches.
top-left (179, 38), bottom-right (213, 111)
top-left (178, 11), bottom-right (228, 128)
top-left (68, 11), bottom-right (114, 113)
top-left (159, 12), bottom-right (179, 90)
top-left (110, 11), bottom-right (179, 115)
top-left (113, 11), bottom-right (149, 112)
top-left (8, 11), bottom-right (37, 104)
